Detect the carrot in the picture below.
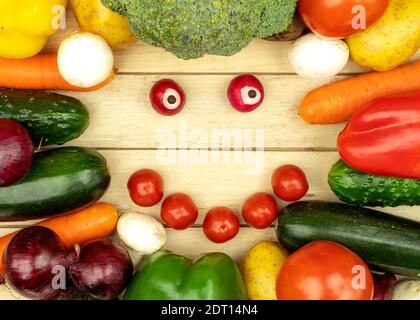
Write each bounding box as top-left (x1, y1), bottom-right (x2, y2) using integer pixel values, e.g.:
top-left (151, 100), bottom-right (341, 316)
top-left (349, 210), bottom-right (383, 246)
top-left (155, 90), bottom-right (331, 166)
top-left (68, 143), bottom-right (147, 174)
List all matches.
top-left (0, 53), bottom-right (114, 91)
top-left (0, 202), bottom-right (118, 275)
top-left (299, 60), bottom-right (420, 124)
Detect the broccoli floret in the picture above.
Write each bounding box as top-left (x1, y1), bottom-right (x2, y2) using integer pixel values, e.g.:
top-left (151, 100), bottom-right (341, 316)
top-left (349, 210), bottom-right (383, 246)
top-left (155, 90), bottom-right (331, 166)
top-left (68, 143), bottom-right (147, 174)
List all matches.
top-left (102, 0), bottom-right (297, 60)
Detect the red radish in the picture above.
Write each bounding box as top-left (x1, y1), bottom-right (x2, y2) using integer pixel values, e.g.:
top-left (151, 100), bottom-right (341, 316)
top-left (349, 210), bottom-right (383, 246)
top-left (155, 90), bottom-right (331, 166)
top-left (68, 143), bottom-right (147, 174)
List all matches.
top-left (150, 79), bottom-right (186, 116)
top-left (227, 75), bottom-right (265, 112)
top-left (0, 119), bottom-right (34, 187)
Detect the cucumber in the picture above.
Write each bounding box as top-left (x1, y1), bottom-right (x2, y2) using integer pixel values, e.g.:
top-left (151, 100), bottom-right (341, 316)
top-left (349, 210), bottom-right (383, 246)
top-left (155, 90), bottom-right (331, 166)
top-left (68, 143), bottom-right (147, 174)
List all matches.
top-left (0, 89), bottom-right (89, 146)
top-left (276, 201), bottom-right (420, 277)
top-left (0, 147), bottom-right (110, 220)
top-left (328, 159), bottom-right (420, 207)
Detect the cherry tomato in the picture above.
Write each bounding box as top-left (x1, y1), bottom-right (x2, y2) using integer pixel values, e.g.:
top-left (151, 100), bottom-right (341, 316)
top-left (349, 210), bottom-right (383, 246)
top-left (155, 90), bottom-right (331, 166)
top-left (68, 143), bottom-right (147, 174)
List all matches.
top-left (271, 165), bottom-right (309, 202)
top-left (127, 169), bottom-right (164, 207)
top-left (242, 192), bottom-right (279, 229)
top-left (150, 79), bottom-right (186, 116)
top-left (203, 207), bottom-right (240, 243)
top-left (298, 0), bottom-right (389, 38)
top-left (161, 193), bottom-right (198, 230)
top-left (227, 75), bottom-right (265, 112)
top-left (276, 240), bottom-right (374, 300)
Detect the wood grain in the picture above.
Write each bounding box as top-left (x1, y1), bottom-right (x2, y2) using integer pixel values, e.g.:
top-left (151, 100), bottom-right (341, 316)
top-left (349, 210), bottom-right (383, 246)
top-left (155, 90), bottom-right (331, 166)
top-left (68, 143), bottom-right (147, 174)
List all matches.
top-left (62, 74), bottom-right (345, 150)
top-left (1, 4), bottom-right (419, 300)
top-left (2, 150), bottom-right (419, 229)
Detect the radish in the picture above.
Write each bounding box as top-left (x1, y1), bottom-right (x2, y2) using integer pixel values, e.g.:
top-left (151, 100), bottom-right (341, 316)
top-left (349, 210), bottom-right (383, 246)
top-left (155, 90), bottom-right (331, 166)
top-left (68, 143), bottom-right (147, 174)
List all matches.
top-left (150, 79), bottom-right (186, 116)
top-left (227, 75), bottom-right (265, 112)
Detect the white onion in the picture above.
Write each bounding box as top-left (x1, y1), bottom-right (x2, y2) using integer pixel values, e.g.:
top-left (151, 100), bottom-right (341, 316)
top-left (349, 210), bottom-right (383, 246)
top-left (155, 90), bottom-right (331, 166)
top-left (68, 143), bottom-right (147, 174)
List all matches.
top-left (58, 32), bottom-right (114, 88)
top-left (289, 33), bottom-right (349, 79)
top-left (391, 280), bottom-right (420, 300)
top-left (117, 212), bottom-right (166, 255)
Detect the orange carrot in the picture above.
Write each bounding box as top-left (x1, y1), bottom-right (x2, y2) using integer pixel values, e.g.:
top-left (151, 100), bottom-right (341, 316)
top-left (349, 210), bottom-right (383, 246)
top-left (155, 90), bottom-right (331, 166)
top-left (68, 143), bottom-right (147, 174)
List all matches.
top-left (0, 202), bottom-right (118, 275)
top-left (299, 60), bottom-right (420, 124)
top-left (0, 53), bottom-right (114, 91)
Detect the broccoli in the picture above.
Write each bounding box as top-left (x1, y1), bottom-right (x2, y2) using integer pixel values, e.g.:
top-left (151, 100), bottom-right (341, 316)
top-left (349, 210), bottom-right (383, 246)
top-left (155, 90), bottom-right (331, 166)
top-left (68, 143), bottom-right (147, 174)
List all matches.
top-left (102, 0), bottom-right (298, 60)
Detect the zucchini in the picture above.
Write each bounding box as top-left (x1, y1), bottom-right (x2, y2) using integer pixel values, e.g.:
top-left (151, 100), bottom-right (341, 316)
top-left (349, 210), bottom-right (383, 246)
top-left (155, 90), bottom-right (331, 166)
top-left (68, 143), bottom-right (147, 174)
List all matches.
top-left (0, 147), bottom-right (110, 220)
top-left (0, 89), bottom-right (89, 146)
top-left (328, 159), bottom-right (420, 207)
top-left (276, 201), bottom-right (420, 277)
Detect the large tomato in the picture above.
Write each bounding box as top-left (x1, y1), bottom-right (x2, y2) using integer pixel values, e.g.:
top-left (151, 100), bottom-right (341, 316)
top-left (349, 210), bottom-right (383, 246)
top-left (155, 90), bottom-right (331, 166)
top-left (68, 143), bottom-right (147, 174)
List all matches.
top-left (298, 0), bottom-right (389, 38)
top-left (276, 241), bottom-right (374, 300)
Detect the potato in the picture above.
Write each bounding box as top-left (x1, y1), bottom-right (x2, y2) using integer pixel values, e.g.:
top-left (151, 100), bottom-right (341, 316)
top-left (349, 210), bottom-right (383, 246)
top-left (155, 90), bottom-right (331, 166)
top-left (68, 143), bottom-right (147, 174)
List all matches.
top-left (70, 0), bottom-right (137, 49)
top-left (346, 0), bottom-right (420, 71)
top-left (241, 241), bottom-right (288, 300)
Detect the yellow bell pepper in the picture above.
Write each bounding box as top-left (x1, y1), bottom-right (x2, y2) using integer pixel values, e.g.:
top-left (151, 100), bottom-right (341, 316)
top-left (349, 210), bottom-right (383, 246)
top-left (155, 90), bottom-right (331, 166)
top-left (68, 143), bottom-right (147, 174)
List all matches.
top-left (0, 0), bottom-right (68, 59)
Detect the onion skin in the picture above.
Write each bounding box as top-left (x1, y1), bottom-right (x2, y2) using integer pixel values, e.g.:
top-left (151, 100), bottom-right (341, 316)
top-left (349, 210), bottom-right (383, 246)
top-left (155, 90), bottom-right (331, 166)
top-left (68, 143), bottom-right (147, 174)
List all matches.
top-left (69, 239), bottom-right (133, 300)
top-left (4, 226), bottom-right (70, 300)
top-left (373, 273), bottom-right (397, 300)
top-left (0, 119), bottom-right (34, 187)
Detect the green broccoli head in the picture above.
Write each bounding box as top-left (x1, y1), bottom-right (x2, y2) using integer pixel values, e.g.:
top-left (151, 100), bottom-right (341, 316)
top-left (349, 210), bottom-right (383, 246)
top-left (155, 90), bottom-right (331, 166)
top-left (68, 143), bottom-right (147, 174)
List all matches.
top-left (102, 0), bottom-right (297, 60)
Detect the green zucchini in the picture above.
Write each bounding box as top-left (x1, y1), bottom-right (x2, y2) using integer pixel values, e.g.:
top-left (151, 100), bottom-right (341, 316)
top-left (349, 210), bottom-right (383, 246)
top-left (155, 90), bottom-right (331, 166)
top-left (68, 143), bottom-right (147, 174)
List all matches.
top-left (0, 89), bottom-right (89, 146)
top-left (276, 201), bottom-right (420, 277)
top-left (328, 159), bottom-right (420, 207)
top-left (0, 147), bottom-right (110, 220)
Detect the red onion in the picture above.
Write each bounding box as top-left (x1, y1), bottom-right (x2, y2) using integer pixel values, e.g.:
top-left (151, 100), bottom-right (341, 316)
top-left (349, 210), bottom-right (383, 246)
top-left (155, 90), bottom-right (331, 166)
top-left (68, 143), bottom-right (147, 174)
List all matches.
top-left (4, 226), bottom-right (74, 300)
top-left (69, 239), bottom-right (133, 300)
top-left (0, 119), bottom-right (34, 187)
top-left (373, 273), bottom-right (397, 300)
top-left (227, 74), bottom-right (265, 112)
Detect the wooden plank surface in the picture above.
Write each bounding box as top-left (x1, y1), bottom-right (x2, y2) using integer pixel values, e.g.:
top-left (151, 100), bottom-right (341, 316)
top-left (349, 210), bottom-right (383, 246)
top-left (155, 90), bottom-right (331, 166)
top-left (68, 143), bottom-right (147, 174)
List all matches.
top-left (63, 75), bottom-right (345, 150)
top-left (0, 7), bottom-right (419, 300)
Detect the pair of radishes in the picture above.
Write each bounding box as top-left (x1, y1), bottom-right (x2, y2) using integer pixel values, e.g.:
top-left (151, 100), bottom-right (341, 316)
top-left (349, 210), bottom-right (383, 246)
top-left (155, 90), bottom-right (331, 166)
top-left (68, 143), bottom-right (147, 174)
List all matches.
top-left (150, 75), bottom-right (265, 116)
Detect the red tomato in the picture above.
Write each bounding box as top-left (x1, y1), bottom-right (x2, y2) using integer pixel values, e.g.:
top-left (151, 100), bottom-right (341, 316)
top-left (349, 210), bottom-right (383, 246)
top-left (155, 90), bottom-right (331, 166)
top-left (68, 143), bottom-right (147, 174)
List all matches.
top-left (271, 165), bottom-right (309, 202)
top-left (161, 193), bottom-right (198, 230)
top-left (298, 0), bottom-right (389, 38)
top-left (276, 240), bottom-right (374, 300)
top-left (242, 192), bottom-right (279, 229)
top-left (127, 169), bottom-right (164, 207)
top-left (203, 207), bottom-right (240, 243)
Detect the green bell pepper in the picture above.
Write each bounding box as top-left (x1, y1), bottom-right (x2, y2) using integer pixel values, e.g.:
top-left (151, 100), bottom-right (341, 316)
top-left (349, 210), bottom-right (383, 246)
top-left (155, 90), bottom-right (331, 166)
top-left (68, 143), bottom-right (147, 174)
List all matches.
top-left (124, 251), bottom-right (247, 300)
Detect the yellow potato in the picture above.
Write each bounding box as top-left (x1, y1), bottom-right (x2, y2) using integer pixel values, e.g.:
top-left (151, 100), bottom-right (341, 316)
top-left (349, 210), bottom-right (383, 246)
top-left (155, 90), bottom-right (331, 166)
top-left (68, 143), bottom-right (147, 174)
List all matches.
top-left (70, 0), bottom-right (137, 49)
top-left (241, 241), bottom-right (288, 300)
top-left (346, 0), bottom-right (420, 71)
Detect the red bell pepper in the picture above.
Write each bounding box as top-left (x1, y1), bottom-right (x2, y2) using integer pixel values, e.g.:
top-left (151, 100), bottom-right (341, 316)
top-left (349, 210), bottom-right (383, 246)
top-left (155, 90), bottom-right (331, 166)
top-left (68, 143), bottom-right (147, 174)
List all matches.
top-left (338, 92), bottom-right (420, 179)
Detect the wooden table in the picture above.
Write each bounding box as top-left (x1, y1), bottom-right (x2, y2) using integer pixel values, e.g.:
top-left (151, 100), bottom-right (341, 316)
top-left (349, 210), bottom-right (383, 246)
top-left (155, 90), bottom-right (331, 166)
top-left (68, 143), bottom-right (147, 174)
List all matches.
top-left (0, 11), bottom-right (419, 299)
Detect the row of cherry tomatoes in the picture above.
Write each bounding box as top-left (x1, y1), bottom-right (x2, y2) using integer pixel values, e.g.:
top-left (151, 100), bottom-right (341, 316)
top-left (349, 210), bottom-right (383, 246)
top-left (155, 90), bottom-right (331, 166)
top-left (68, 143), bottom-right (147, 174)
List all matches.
top-left (127, 165), bottom-right (309, 243)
